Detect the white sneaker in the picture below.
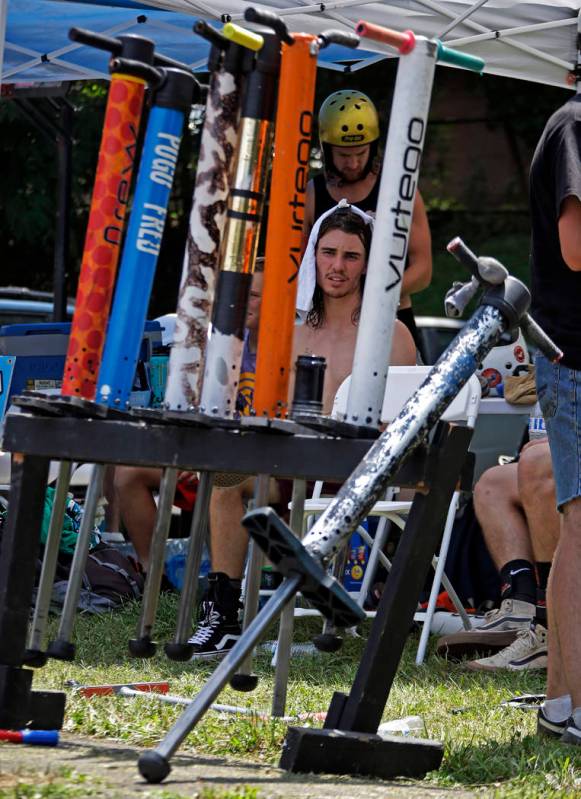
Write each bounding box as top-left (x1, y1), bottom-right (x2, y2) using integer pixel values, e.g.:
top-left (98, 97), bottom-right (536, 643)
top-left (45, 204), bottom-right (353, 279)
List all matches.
top-left (436, 598), bottom-right (535, 660)
top-left (466, 624), bottom-right (548, 672)
top-left (477, 598), bottom-right (536, 632)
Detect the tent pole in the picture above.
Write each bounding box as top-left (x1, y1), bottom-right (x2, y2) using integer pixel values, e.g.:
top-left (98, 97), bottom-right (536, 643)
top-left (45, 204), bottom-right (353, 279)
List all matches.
top-left (52, 99), bottom-right (72, 322)
top-left (415, 0), bottom-right (573, 72)
top-left (447, 18), bottom-right (576, 48)
top-left (0, 0), bottom-right (7, 94)
top-left (437, 0), bottom-right (490, 39)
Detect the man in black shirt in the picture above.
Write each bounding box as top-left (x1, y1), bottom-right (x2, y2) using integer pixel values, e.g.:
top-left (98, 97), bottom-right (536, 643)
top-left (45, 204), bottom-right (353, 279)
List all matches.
top-left (530, 91), bottom-right (581, 745)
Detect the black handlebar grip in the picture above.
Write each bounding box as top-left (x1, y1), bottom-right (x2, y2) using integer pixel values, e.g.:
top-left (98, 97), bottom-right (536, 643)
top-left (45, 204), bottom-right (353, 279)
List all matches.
top-left (71, 27), bottom-right (156, 66)
top-left (151, 53), bottom-right (203, 101)
top-left (109, 57), bottom-right (161, 85)
top-left (69, 27), bottom-right (122, 55)
top-left (155, 51), bottom-right (190, 71)
top-left (244, 7), bottom-right (293, 44)
top-left (521, 314), bottom-right (563, 363)
top-left (193, 20), bottom-right (229, 49)
top-left (319, 29), bottom-right (360, 49)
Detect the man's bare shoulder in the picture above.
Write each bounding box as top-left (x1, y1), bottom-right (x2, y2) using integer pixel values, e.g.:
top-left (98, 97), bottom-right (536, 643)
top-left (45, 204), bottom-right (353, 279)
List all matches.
top-left (392, 319), bottom-right (417, 366)
top-left (293, 322), bottom-right (310, 351)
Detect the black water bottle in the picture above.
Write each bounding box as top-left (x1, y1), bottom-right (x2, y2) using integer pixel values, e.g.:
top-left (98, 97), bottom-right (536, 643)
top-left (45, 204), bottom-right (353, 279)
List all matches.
top-left (291, 355), bottom-right (326, 417)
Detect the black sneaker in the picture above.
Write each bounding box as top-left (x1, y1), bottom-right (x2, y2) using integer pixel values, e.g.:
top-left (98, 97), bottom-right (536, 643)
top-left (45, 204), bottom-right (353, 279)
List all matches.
top-left (537, 706), bottom-right (568, 739)
top-left (189, 572), bottom-right (242, 659)
top-left (189, 601), bottom-right (241, 658)
top-left (561, 718), bottom-right (581, 746)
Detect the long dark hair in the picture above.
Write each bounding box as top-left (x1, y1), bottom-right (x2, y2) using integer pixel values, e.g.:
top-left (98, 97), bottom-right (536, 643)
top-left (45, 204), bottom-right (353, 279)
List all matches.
top-left (306, 207), bottom-right (372, 329)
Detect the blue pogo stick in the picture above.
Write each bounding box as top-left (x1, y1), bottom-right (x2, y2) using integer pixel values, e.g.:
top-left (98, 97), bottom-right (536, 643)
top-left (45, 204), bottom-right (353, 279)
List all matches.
top-left (97, 65), bottom-right (198, 409)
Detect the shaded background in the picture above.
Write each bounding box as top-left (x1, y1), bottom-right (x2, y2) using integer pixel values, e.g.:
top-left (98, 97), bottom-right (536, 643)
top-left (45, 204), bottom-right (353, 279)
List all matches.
top-left (0, 62), bottom-right (567, 317)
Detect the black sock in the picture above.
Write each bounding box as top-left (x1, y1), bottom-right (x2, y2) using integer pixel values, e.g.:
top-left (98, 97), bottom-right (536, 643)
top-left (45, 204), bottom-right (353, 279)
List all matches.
top-left (207, 572), bottom-right (242, 622)
top-left (499, 559), bottom-right (537, 605)
top-left (535, 562), bottom-right (551, 627)
top-left (536, 562), bottom-right (551, 590)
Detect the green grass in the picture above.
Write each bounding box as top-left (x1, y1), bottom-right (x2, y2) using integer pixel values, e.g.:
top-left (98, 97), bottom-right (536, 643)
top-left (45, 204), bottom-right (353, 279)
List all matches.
top-left (0, 767), bottom-right (105, 798)
top-left (0, 766), bottom-right (257, 799)
top-left (20, 596), bottom-right (581, 798)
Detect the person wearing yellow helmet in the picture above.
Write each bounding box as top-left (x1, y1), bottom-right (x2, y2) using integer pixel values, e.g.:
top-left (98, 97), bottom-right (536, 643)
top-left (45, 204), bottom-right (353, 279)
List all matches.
top-left (303, 89), bottom-right (432, 348)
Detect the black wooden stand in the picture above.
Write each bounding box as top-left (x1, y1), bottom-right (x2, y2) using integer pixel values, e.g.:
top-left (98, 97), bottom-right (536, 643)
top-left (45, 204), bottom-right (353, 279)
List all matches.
top-left (0, 409), bottom-right (471, 781)
top-left (280, 424), bottom-right (473, 780)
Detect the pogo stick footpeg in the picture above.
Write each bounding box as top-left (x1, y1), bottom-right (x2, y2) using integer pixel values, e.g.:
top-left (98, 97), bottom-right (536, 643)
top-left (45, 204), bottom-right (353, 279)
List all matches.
top-left (128, 636), bottom-right (157, 659)
top-left (163, 642), bottom-right (194, 662)
top-left (243, 508), bottom-right (365, 628)
top-left (22, 649), bottom-right (48, 669)
top-left (45, 639), bottom-right (76, 662)
top-left (313, 633), bottom-right (344, 653)
top-left (229, 673), bottom-right (259, 692)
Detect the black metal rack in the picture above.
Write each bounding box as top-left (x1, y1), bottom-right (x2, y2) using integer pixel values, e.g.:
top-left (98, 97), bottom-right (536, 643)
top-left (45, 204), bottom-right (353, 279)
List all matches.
top-left (0, 407), bottom-right (472, 779)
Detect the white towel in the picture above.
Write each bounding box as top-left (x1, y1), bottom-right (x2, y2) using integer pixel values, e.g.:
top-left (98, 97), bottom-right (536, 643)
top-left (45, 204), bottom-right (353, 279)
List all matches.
top-left (296, 199), bottom-right (374, 320)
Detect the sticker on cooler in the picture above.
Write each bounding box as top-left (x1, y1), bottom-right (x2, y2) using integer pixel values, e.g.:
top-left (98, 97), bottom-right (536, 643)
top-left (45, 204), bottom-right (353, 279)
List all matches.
top-left (343, 525), bottom-right (370, 592)
top-left (529, 414), bottom-right (546, 440)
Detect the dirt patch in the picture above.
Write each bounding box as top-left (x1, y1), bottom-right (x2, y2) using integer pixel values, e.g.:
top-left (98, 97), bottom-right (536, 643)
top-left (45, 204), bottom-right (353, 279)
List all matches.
top-left (0, 734), bottom-right (479, 798)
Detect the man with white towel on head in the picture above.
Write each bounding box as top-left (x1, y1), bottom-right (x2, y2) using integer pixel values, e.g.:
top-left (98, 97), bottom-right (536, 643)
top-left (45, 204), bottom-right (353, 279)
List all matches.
top-left (191, 202), bottom-right (416, 659)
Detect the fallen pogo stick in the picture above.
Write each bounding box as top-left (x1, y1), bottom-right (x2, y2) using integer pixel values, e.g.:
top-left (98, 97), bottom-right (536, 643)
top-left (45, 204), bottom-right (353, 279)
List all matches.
top-left (137, 238), bottom-right (561, 782)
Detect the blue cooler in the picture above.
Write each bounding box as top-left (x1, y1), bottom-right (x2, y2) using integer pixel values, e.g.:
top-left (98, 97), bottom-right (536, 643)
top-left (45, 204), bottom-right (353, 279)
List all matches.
top-left (342, 523), bottom-right (371, 593)
top-left (0, 321), bottom-right (162, 419)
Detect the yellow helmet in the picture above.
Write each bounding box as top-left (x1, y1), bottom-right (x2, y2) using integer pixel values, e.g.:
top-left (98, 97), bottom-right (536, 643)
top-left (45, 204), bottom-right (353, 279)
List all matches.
top-left (319, 90), bottom-right (380, 146)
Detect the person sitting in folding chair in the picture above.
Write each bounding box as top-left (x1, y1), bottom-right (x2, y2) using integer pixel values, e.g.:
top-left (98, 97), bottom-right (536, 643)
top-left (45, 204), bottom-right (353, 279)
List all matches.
top-left (437, 438), bottom-right (557, 675)
top-left (113, 263), bottom-right (265, 571)
top-left (192, 203), bottom-right (418, 658)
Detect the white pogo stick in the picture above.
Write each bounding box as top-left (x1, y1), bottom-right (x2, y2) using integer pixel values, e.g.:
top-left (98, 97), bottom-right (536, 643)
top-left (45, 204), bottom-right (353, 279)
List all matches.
top-left (345, 22), bottom-right (484, 429)
top-left (314, 20), bottom-right (484, 648)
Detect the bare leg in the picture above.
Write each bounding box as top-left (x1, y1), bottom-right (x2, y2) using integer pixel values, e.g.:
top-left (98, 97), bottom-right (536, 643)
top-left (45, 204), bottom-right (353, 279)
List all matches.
top-left (517, 439), bottom-right (564, 698)
top-left (547, 497), bottom-right (581, 708)
top-left (210, 477), bottom-right (281, 579)
top-left (103, 465), bottom-right (121, 532)
top-left (518, 441), bottom-right (559, 563)
top-left (114, 466), bottom-right (162, 569)
top-left (473, 463), bottom-right (534, 569)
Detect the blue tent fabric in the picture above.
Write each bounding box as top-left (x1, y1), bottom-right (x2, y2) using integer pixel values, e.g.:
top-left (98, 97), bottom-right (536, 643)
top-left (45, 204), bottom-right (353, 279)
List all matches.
top-left (4, 0), bottom-right (374, 84)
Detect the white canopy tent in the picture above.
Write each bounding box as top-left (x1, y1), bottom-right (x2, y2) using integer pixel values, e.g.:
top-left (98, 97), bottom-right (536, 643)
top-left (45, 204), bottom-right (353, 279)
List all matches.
top-left (3, 1), bottom-right (580, 89)
top-left (133, 0), bottom-right (581, 88)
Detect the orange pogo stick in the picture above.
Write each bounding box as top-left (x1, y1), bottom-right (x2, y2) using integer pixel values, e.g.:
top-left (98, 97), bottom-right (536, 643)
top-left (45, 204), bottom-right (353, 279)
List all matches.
top-left (252, 14), bottom-right (359, 418)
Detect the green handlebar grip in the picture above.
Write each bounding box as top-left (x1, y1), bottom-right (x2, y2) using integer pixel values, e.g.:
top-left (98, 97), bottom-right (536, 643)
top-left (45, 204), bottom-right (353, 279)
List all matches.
top-left (436, 41), bottom-right (484, 73)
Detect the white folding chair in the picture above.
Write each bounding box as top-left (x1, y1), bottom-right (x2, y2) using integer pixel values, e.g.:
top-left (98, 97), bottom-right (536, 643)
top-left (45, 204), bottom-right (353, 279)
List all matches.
top-left (301, 366), bottom-right (482, 664)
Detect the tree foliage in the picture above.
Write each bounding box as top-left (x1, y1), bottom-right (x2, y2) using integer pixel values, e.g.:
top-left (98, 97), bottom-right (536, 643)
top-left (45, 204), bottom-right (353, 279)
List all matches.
top-left (0, 66), bottom-right (571, 317)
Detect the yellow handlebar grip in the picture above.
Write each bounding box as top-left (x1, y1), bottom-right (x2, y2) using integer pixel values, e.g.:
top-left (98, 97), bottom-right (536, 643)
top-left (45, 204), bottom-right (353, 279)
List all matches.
top-left (222, 22), bottom-right (264, 51)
